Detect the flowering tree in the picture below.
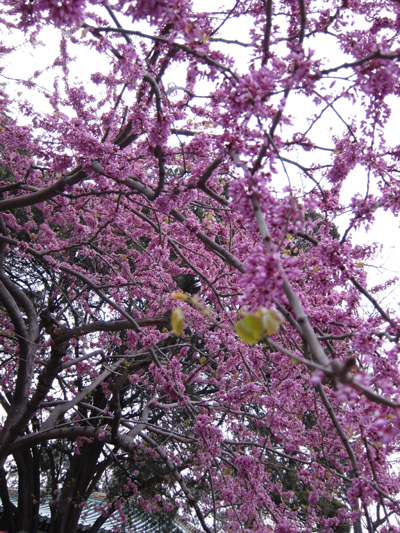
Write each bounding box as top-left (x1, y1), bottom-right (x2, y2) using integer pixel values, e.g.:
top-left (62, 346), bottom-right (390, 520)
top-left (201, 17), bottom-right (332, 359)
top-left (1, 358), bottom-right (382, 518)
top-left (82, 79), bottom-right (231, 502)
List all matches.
top-left (1, 0), bottom-right (400, 531)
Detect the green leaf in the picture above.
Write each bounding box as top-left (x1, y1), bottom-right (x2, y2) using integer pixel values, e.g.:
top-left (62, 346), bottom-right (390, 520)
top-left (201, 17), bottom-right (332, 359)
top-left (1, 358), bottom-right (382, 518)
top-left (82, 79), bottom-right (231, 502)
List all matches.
top-left (234, 314), bottom-right (264, 344)
top-left (171, 308), bottom-right (184, 336)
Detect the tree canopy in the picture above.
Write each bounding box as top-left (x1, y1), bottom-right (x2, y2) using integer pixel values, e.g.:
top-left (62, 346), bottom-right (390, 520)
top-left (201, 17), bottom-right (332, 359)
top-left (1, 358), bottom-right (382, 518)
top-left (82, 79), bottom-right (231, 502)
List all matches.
top-left (1, 1), bottom-right (400, 531)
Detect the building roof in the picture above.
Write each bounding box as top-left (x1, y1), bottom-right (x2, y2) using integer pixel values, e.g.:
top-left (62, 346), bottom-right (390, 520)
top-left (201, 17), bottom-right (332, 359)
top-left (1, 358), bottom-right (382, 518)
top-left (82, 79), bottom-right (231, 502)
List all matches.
top-left (2, 491), bottom-right (202, 533)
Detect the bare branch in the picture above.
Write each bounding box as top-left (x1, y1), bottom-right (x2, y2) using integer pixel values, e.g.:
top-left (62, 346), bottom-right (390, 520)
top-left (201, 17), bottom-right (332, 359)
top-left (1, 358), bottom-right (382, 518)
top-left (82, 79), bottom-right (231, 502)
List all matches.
top-left (0, 166), bottom-right (87, 212)
top-left (262, 0), bottom-right (273, 65)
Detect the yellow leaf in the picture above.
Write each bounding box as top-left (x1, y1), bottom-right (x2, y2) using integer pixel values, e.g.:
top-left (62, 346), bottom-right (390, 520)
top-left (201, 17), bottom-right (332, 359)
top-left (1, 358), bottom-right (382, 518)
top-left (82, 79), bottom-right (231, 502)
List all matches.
top-left (260, 308), bottom-right (284, 335)
top-left (171, 292), bottom-right (188, 301)
top-left (171, 308), bottom-right (184, 336)
top-left (235, 314), bottom-right (264, 344)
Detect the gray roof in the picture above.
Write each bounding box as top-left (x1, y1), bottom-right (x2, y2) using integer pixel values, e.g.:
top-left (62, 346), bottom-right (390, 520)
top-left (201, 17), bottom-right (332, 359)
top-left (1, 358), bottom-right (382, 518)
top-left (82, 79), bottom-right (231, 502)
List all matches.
top-left (4, 491), bottom-right (202, 533)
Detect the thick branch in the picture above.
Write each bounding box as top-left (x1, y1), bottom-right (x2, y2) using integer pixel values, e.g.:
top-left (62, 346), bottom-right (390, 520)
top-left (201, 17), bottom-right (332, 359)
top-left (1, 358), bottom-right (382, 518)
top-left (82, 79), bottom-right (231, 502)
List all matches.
top-left (0, 275), bottom-right (37, 405)
top-left (0, 166), bottom-right (87, 212)
top-left (66, 316), bottom-right (170, 339)
top-left (197, 156), bottom-right (224, 188)
top-left (262, 0), bottom-right (273, 64)
top-left (40, 361), bottom-right (122, 432)
top-left (153, 144), bottom-right (166, 198)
